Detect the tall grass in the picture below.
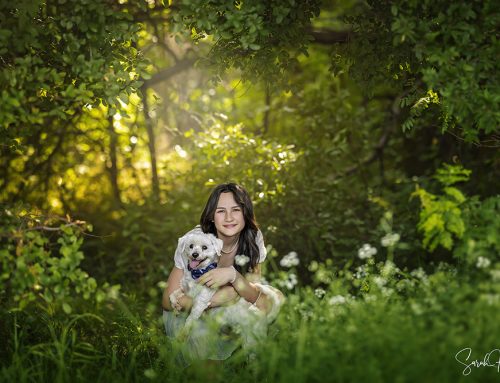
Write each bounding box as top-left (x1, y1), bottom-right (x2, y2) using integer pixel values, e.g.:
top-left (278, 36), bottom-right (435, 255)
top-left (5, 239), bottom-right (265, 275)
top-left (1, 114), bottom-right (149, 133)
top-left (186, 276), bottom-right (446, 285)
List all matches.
top-left (1, 266), bottom-right (498, 383)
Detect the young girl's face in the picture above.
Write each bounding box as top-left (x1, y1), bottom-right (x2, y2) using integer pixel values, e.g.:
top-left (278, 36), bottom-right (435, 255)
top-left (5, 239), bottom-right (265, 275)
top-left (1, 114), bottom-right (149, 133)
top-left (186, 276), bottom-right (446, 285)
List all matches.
top-left (213, 192), bottom-right (245, 239)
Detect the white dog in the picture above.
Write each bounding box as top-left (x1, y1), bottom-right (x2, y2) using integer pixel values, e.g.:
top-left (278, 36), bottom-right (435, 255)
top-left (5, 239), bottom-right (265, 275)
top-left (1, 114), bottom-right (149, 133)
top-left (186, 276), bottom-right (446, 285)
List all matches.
top-left (170, 230), bottom-right (285, 352)
top-left (171, 231), bottom-right (223, 329)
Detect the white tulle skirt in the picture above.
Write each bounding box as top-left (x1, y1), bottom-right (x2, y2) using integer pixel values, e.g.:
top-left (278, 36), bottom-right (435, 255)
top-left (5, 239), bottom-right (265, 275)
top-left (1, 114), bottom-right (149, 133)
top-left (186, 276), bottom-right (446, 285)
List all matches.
top-left (162, 283), bottom-right (285, 367)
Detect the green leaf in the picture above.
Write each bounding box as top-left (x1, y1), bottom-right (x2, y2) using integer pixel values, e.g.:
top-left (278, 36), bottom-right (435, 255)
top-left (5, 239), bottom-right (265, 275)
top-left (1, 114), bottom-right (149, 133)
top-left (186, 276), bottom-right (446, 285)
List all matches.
top-left (443, 187), bottom-right (465, 203)
top-left (62, 302), bottom-right (72, 314)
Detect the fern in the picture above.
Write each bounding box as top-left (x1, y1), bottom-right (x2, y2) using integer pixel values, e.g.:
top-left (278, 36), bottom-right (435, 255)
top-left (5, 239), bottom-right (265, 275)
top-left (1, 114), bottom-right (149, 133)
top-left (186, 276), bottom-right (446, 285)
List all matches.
top-left (412, 164), bottom-right (469, 252)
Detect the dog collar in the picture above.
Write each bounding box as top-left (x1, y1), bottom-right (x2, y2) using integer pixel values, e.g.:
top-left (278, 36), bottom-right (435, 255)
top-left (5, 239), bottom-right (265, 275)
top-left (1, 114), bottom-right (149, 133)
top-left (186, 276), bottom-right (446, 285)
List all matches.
top-left (190, 262), bottom-right (217, 280)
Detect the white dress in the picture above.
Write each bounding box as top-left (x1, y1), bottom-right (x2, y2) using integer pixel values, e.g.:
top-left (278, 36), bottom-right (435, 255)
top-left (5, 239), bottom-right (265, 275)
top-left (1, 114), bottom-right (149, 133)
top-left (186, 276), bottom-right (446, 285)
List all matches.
top-left (162, 226), bottom-right (284, 366)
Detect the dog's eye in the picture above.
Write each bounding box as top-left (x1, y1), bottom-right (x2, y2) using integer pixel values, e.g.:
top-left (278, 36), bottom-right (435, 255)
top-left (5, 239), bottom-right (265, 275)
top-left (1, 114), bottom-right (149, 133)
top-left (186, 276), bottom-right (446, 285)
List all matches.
top-left (189, 244), bottom-right (194, 249)
top-left (202, 245), bottom-right (207, 250)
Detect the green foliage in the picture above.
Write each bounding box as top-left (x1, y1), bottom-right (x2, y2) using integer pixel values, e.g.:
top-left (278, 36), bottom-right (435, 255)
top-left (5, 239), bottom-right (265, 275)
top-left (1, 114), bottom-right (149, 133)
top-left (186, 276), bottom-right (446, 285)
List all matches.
top-left (169, 0), bottom-right (321, 86)
top-left (391, 0), bottom-right (500, 141)
top-left (2, 249), bottom-right (499, 382)
top-left (85, 201), bottom-right (181, 292)
top-left (434, 163), bottom-right (472, 185)
top-left (0, 205), bottom-right (119, 317)
top-left (412, 164), bottom-right (470, 252)
top-left (0, 1), bottom-right (499, 380)
top-left (184, 121), bottom-right (298, 200)
top-left (454, 195), bottom-right (500, 269)
top-left (329, 0), bottom-right (499, 141)
top-left (0, 0), bottom-right (146, 151)
top-left (412, 163), bottom-right (499, 266)
top-left (400, 89), bottom-right (440, 132)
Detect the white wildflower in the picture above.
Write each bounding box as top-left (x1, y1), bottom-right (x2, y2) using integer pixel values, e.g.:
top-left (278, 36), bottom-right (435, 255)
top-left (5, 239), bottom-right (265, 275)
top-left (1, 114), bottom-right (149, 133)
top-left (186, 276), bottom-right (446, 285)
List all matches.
top-left (373, 276), bottom-right (386, 288)
top-left (410, 267), bottom-right (426, 280)
top-left (395, 279), bottom-right (414, 292)
top-left (314, 288), bottom-right (326, 298)
top-left (354, 265), bottom-right (368, 279)
top-left (381, 260), bottom-right (398, 278)
top-left (267, 225), bottom-right (278, 233)
top-left (381, 233), bottom-right (400, 247)
top-left (282, 273), bottom-right (298, 290)
top-left (280, 251), bottom-right (299, 268)
top-left (395, 281), bottom-right (405, 292)
top-left (357, 244), bottom-right (377, 260)
top-left (235, 254), bottom-right (250, 266)
top-left (380, 286), bottom-right (394, 297)
top-left (328, 295), bottom-right (346, 305)
top-left (476, 256), bottom-right (491, 269)
top-left (296, 302), bottom-right (314, 319)
top-left (437, 262), bottom-right (458, 275)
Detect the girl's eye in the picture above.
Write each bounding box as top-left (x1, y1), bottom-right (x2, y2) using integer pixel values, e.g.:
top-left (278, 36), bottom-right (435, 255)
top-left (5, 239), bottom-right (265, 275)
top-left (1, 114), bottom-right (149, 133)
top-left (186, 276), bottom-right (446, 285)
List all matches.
top-left (189, 244), bottom-right (193, 249)
top-left (202, 245), bottom-right (207, 250)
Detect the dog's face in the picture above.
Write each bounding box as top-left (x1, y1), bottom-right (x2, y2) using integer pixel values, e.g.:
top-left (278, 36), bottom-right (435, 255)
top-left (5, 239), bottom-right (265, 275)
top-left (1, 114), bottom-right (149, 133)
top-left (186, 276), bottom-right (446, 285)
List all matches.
top-left (181, 232), bottom-right (223, 271)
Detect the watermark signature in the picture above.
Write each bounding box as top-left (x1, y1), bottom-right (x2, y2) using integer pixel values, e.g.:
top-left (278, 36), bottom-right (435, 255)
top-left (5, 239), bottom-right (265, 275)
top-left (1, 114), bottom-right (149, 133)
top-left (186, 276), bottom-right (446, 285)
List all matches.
top-left (455, 347), bottom-right (500, 376)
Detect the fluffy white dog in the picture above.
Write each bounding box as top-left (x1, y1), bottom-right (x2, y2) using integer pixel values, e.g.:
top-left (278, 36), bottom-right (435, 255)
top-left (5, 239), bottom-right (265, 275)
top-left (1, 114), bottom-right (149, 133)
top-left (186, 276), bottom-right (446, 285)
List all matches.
top-left (172, 231), bottom-right (223, 329)
top-left (170, 230), bottom-right (285, 352)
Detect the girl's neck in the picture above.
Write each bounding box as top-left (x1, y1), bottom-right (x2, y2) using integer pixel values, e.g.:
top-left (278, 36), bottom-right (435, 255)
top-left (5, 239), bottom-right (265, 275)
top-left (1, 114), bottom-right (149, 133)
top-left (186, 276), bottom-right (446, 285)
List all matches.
top-left (217, 231), bottom-right (240, 247)
top-left (223, 236), bottom-right (238, 246)
top-left (221, 236), bottom-right (239, 253)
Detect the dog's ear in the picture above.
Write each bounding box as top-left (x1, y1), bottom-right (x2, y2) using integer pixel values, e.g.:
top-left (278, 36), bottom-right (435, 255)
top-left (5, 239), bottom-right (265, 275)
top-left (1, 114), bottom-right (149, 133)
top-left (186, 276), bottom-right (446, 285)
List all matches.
top-left (207, 233), bottom-right (223, 256)
top-left (177, 232), bottom-right (192, 257)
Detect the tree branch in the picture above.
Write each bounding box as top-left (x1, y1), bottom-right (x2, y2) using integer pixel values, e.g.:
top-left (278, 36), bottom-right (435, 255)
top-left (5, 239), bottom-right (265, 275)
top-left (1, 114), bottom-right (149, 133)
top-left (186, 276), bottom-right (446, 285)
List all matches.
top-left (343, 122), bottom-right (392, 177)
top-left (261, 84), bottom-right (271, 135)
top-left (26, 222), bottom-right (84, 232)
top-left (336, 93), bottom-right (406, 181)
top-left (307, 28), bottom-right (352, 44)
top-left (143, 58), bottom-right (197, 87)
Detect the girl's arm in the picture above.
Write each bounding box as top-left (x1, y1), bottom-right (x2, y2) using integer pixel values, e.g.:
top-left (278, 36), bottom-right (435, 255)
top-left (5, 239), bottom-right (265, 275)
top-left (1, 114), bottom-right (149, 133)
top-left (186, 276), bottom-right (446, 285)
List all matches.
top-left (207, 285), bottom-right (239, 307)
top-left (162, 267), bottom-right (193, 312)
top-left (198, 264), bottom-right (273, 313)
top-left (232, 264), bottom-right (273, 313)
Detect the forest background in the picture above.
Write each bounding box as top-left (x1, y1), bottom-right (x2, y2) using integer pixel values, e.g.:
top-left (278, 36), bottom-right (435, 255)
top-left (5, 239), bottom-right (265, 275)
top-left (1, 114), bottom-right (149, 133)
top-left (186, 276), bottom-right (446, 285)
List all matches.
top-left (1, 1), bottom-right (499, 382)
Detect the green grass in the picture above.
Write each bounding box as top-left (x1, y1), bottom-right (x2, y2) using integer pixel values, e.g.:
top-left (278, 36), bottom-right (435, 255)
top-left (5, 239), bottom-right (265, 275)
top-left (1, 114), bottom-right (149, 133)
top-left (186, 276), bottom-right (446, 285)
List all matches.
top-left (1, 266), bottom-right (499, 383)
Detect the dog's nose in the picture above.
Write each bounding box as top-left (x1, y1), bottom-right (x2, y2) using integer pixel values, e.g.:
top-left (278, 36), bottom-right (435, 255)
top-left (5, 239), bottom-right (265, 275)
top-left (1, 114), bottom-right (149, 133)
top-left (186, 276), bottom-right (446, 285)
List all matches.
top-left (192, 252), bottom-right (199, 258)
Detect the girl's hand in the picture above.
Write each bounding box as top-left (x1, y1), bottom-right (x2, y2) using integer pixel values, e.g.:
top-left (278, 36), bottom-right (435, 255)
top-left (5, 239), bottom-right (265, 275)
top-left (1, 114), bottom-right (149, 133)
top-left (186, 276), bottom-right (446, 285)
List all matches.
top-left (197, 267), bottom-right (235, 289)
top-left (208, 285), bottom-right (239, 308)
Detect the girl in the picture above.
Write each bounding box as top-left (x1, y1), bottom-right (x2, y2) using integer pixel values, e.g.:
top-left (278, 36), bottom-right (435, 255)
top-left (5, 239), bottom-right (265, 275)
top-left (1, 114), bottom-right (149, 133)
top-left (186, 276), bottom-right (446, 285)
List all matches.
top-left (162, 182), bottom-right (284, 365)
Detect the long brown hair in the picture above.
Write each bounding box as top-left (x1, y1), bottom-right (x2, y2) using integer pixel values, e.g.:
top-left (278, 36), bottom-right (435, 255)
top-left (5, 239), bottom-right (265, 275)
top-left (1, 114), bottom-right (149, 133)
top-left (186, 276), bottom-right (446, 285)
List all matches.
top-left (200, 182), bottom-right (260, 273)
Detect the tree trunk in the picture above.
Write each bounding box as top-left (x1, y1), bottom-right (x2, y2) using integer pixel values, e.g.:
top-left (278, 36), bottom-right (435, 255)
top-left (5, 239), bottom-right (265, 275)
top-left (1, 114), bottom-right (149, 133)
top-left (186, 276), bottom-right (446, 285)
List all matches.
top-left (107, 115), bottom-right (123, 207)
top-left (262, 84), bottom-right (271, 135)
top-left (142, 87), bottom-right (160, 200)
